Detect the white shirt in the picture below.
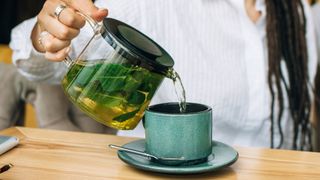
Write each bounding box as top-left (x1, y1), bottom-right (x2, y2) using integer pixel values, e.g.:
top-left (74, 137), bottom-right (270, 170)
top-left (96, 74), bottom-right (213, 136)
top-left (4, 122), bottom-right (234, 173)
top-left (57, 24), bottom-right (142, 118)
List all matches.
top-left (312, 3), bottom-right (320, 63)
top-left (9, 0), bottom-right (317, 148)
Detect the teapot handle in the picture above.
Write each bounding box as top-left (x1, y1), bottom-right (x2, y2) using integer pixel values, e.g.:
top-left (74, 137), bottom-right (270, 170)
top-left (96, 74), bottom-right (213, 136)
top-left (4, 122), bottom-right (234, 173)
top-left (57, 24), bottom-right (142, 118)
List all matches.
top-left (63, 12), bottom-right (103, 67)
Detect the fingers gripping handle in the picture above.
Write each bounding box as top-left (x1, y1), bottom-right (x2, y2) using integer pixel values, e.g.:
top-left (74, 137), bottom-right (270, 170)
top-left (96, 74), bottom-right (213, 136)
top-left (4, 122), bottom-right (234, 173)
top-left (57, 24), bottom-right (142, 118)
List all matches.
top-left (63, 12), bottom-right (102, 67)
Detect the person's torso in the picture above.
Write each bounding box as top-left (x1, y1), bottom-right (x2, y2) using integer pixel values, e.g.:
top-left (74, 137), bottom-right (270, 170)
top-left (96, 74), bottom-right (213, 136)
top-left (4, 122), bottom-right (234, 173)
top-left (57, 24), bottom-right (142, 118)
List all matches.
top-left (93, 0), bottom-right (309, 148)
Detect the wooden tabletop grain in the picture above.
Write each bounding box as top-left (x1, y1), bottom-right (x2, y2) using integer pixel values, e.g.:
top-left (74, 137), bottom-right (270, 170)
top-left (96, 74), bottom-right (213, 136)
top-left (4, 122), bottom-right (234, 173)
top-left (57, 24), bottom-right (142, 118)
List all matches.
top-left (0, 127), bottom-right (319, 179)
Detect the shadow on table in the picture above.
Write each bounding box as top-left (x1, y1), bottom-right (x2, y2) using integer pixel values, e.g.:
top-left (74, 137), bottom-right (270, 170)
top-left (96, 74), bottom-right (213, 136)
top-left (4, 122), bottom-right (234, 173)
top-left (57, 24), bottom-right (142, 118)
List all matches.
top-left (130, 166), bottom-right (236, 179)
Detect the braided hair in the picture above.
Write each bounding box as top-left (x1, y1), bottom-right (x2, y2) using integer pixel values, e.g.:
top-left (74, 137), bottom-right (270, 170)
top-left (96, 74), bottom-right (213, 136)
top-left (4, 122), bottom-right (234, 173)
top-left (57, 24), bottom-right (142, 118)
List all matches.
top-left (265, 0), bottom-right (312, 150)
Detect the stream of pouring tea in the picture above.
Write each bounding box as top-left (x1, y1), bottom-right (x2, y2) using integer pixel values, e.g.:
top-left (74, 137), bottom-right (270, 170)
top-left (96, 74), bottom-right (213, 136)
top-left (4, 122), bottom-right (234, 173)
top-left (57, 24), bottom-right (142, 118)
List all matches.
top-left (168, 68), bottom-right (187, 113)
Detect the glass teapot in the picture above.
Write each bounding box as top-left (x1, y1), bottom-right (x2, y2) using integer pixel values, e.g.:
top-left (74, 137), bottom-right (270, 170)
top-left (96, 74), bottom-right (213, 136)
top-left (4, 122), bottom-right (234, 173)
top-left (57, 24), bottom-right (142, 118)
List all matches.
top-left (62, 17), bottom-right (174, 130)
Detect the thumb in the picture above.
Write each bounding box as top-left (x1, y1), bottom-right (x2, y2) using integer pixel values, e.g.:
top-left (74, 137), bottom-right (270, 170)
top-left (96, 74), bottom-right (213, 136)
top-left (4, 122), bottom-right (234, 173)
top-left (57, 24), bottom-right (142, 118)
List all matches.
top-left (62, 0), bottom-right (108, 22)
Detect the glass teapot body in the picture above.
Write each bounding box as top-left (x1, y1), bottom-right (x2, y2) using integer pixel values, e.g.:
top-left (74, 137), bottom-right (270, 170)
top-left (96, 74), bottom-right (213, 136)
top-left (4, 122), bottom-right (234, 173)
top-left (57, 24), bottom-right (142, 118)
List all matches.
top-left (62, 18), bottom-right (174, 130)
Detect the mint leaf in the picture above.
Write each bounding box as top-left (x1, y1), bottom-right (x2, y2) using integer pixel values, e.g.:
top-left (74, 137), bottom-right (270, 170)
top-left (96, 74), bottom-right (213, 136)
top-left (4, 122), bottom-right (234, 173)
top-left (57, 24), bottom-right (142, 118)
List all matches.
top-left (99, 93), bottom-right (125, 107)
top-left (99, 76), bottom-right (126, 92)
top-left (113, 109), bottom-right (140, 122)
top-left (127, 91), bottom-right (146, 105)
top-left (75, 67), bottom-right (96, 86)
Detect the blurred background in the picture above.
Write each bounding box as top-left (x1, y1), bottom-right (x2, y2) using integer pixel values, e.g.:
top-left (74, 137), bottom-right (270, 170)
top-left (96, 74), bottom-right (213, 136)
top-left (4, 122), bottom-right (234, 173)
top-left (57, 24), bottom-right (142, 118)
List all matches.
top-left (0, 0), bottom-right (45, 127)
top-left (0, 0), bottom-right (45, 44)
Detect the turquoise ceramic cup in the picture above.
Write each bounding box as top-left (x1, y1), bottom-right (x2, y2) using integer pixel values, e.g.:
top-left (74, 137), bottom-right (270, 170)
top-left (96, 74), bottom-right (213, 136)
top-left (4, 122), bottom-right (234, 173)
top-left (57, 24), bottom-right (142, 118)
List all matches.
top-left (144, 102), bottom-right (212, 165)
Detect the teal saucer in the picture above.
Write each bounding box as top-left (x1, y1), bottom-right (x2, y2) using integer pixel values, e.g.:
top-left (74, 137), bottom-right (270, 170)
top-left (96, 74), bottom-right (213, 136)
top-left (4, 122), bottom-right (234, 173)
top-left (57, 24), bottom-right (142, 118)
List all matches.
top-left (117, 139), bottom-right (239, 174)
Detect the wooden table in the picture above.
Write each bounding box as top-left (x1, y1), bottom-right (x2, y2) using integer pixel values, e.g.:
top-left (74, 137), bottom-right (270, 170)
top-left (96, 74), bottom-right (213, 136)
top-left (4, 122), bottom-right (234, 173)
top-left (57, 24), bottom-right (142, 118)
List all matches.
top-left (0, 127), bottom-right (320, 179)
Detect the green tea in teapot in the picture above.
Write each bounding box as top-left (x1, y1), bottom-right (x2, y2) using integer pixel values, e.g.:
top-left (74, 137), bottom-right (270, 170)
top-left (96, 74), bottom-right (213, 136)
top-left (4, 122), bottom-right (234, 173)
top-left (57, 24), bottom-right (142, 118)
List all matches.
top-left (59, 18), bottom-right (186, 130)
top-left (62, 60), bottom-right (164, 130)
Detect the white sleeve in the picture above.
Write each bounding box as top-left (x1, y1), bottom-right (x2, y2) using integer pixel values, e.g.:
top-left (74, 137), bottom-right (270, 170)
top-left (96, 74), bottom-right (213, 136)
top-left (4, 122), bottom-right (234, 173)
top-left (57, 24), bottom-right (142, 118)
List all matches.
top-left (9, 17), bottom-right (67, 84)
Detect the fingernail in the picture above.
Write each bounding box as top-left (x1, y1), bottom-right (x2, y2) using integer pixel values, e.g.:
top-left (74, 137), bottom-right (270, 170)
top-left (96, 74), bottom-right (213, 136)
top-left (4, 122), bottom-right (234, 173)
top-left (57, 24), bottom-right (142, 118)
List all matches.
top-left (98, 8), bottom-right (108, 12)
top-left (98, 8), bottom-right (108, 15)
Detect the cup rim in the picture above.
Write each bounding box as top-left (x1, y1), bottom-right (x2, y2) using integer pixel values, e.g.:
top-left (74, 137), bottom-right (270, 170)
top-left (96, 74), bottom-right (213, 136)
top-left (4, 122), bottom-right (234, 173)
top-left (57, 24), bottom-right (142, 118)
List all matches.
top-left (146, 102), bottom-right (212, 115)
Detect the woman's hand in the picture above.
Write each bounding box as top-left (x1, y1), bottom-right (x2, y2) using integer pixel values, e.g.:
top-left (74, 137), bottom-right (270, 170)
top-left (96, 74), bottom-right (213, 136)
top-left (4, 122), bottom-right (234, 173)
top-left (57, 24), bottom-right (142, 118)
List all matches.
top-left (31, 0), bottom-right (108, 61)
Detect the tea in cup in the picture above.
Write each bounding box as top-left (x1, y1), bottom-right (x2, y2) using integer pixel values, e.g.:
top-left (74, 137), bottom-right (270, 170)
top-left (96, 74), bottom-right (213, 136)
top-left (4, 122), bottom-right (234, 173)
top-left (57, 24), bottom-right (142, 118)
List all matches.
top-left (144, 102), bottom-right (212, 165)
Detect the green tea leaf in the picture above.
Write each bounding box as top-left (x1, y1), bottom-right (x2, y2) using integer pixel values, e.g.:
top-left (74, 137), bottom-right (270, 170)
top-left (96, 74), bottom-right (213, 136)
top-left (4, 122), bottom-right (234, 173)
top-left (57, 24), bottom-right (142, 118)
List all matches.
top-left (97, 63), bottom-right (134, 93)
top-left (91, 80), bottom-right (103, 91)
top-left (74, 65), bottom-right (99, 87)
top-left (63, 61), bottom-right (166, 126)
top-left (94, 92), bottom-right (126, 107)
top-left (83, 80), bottom-right (102, 100)
top-left (65, 64), bottom-right (82, 83)
top-left (140, 72), bottom-right (164, 100)
top-left (113, 109), bottom-right (140, 122)
top-left (127, 91), bottom-right (146, 105)
top-left (99, 76), bottom-right (126, 92)
top-left (123, 76), bottom-right (140, 92)
top-left (103, 63), bottom-right (131, 76)
top-left (122, 68), bottom-right (149, 94)
top-left (130, 67), bottom-right (148, 79)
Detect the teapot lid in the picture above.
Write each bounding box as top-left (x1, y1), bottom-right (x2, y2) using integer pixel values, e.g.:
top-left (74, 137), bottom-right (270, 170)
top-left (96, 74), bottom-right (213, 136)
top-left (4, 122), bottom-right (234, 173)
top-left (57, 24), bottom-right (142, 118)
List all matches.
top-left (102, 18), bottom-right (174, 73)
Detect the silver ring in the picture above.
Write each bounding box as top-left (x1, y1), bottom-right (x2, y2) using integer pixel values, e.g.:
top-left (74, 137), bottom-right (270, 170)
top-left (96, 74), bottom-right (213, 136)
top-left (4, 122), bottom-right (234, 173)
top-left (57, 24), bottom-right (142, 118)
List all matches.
top-left (54, 4), bottom-right (67, 20)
